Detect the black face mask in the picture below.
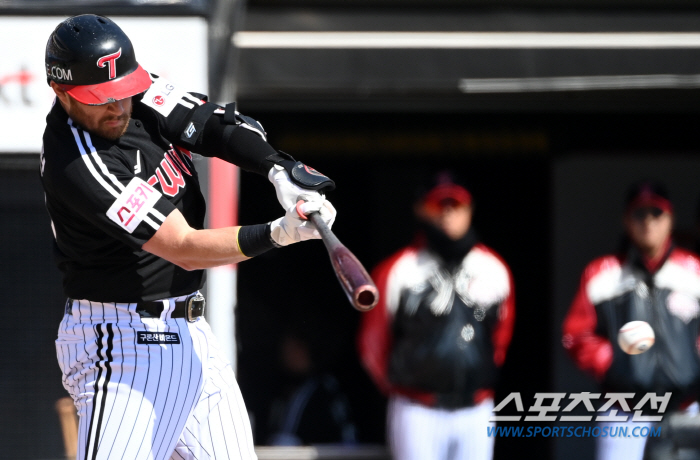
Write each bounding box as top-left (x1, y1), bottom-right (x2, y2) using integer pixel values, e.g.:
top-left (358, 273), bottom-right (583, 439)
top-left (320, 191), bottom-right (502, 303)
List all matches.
top-left (420, 221), bottom-right (478, 269)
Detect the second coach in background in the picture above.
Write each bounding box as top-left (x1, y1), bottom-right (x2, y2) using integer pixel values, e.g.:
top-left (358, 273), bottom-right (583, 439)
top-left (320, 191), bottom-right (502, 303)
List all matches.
top-left (357, 172), bottom-right (515, 460)
top-left (563, 180), bottom-right (700, 460)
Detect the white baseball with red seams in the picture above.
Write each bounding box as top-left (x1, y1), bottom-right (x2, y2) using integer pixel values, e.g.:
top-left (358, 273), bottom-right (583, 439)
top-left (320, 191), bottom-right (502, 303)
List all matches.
top-left (617, 321), bottom-right (655, 355)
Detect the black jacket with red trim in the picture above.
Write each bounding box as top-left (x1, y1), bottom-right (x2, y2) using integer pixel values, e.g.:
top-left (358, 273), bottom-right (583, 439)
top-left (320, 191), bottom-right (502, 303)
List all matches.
top-left (357, 240), bottom-right (515, 409)
top-left (563, 244), bottom-right (700, 410)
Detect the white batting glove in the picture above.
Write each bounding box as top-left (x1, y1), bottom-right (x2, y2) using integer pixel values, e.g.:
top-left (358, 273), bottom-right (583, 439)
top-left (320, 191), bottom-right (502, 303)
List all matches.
top-left (268, 165), bottom-right (325, 211)
top-left (270, 199), bottom-right (337, 246)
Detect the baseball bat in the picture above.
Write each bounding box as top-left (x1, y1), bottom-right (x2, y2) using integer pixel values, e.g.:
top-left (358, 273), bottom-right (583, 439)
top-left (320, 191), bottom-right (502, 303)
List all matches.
top-left (297, 196), bottom-right (379, 311)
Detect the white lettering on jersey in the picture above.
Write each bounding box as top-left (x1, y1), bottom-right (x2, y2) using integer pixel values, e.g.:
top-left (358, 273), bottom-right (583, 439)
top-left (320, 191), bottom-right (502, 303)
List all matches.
top-left (141, 76), bottom-right (189, 117)
top-left (107, 177), bottom-right (162, 233)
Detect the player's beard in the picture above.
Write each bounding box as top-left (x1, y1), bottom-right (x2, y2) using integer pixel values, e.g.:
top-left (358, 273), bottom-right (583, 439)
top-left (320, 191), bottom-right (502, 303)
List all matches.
top-left (67, 102), bottom-right (133, 141)
top-left (99, 111), bottom-right (132, 141)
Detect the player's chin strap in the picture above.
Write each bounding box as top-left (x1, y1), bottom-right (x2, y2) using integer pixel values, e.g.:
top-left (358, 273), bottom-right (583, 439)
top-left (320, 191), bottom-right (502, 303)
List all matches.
top-left (267, 150), bottom-right (336, 192)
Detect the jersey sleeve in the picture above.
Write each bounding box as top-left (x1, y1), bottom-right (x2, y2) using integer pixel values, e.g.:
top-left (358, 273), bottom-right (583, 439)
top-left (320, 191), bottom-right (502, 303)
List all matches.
top-left (54, 130), bottom-right (175, 249)
top-left (562, 263), bottom-right (614, 381)
top-left (139, 75), bottom-right (278, 176)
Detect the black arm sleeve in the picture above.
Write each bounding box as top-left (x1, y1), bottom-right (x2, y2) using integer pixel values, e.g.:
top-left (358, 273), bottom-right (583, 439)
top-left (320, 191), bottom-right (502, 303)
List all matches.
top-left (197, 113), bottom-right (282, 176)
top-left (141, 75), bottom-right (332, 188)
top-left (197, 115), bottom-right (334, 191)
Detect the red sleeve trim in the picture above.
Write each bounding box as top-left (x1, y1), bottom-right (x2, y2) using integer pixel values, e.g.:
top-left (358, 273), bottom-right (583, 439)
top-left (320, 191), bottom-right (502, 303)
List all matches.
top-left (562, 257), bottom-right (616, 380)
top-left (480, 245), bottom-right (515, 367)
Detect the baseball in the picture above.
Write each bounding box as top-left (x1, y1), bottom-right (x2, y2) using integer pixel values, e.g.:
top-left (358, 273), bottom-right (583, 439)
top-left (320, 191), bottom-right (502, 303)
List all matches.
top-left (617, 321), bottom-right (655, 355)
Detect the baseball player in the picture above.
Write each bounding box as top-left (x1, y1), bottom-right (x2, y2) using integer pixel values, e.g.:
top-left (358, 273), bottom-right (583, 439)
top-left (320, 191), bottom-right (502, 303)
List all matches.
top-left (562, 180), bottom-right (700, 460)
top-left (41, 14), bottom-right (336, 460)
top-left (357, 172), bottom-right (515, 460)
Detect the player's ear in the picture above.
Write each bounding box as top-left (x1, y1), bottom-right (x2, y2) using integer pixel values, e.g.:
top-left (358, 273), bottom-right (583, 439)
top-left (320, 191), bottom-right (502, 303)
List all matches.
top-left (50, 81), bottom-right (71, 108)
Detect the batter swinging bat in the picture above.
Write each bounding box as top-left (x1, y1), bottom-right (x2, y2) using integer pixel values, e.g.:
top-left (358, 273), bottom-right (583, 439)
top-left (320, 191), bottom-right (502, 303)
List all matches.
top-left (298, 195), bottom-right (379, 311)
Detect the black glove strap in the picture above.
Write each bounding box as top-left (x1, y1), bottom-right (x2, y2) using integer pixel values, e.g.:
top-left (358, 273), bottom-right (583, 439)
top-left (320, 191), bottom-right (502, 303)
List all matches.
top-left (179, 102), bottom-right (219, 148)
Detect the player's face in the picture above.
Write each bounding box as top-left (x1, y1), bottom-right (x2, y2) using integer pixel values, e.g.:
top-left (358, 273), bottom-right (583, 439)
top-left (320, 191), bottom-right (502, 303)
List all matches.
top-left (420, 203), bottom-right (473, 241)
top-left (624, 206), bottom-right (673, 256)
top-left (51, 83), bottom-right (132, 140)
top-left (65, 97), bottom-right (133, 141)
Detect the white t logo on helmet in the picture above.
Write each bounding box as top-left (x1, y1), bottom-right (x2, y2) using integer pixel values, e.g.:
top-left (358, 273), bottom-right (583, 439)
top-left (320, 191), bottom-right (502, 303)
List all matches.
top-left (97, 48), bottom-right (122, 80)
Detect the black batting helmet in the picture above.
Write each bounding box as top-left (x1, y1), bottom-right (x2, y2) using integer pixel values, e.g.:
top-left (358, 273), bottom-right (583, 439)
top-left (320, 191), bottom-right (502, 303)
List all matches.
top-left (45, 14), bottom-right (151, 105)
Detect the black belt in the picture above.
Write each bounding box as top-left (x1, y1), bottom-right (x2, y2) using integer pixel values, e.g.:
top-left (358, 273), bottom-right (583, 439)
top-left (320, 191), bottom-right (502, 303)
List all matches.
top-left (66, 293), bottom-right (206, 323)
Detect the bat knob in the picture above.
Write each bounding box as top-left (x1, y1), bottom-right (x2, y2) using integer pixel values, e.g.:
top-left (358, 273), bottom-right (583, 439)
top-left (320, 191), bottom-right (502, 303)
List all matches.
top-left (354, 284), bottom-right (379, 311)
top-left (295, 200), bottom-right (310, 220)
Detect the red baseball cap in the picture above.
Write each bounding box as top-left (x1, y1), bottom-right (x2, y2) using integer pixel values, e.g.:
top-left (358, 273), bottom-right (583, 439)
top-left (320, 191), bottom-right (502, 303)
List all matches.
top-left (625, 180), bottom-right (673, 214)
top-left (419, 172), bottom-right (472, 215)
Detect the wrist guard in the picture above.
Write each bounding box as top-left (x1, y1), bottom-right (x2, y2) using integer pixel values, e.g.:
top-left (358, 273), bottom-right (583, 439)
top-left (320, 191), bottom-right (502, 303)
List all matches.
top-left (237, 224), bottom-right (279, 257)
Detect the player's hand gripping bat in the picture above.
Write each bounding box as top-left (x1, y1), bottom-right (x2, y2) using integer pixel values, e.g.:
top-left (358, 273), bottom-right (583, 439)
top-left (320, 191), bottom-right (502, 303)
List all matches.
top-left (297, 195), bottom-right (379, 311)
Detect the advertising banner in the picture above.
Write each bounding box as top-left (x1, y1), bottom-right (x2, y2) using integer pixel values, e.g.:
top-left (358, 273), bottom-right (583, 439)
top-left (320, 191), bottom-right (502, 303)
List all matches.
top-left (0, 16), bottom-right (208, 153)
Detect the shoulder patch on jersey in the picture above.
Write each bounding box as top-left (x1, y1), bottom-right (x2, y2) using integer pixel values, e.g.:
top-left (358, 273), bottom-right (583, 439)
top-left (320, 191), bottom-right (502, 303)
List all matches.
top-left (107, 177), bottom-right (162, 233)
top-left (140, 76), bottom-right (189, 117)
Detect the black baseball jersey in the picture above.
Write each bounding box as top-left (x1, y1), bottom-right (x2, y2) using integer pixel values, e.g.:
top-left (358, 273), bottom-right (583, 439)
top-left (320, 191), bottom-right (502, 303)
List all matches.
top-left (41, 75), bottom-right (276, 302)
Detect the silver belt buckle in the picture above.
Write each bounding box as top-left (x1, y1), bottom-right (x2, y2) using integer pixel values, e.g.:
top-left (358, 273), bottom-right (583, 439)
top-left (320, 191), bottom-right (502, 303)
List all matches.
top-left (186, 293), bottom-right (206, 323)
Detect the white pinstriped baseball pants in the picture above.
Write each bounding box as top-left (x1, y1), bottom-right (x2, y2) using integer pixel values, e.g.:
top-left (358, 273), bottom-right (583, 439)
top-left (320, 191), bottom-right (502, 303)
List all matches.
top-left (388, 396), bottom-right (495, 460)
top-left (56, 296), bottom-right (257, 460)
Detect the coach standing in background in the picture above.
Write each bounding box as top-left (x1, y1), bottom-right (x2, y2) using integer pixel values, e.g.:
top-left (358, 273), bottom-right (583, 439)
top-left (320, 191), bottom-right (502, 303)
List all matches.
top-left (562, 180), bottom-right (700, 460)
top-left (357, 171), bottom-right (515, 460)
top-left (42, 14), bottom-right (336, 460)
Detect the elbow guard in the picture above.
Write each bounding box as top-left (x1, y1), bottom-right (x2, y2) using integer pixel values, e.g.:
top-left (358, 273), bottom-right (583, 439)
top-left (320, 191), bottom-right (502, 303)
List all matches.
top-left (222, 102), bottom-right (267, 141)
top-left (141, 75), bottom-right (268, 151)
top-left (162, 97), bottom-right (269, 151)
top-left (177, 100), bottom-right (220, 149)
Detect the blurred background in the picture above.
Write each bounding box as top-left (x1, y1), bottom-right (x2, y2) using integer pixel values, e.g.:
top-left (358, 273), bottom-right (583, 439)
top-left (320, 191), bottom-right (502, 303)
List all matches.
top-left (2, 0), bottom-right (700, 459)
